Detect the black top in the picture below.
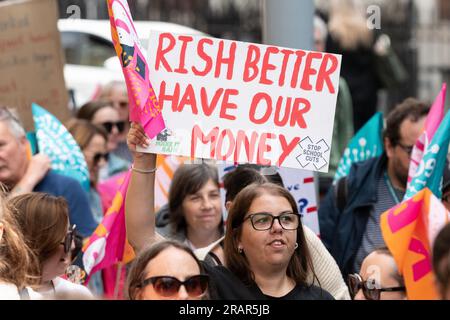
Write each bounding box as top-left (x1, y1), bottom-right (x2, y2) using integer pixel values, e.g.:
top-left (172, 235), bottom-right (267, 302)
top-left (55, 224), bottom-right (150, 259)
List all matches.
top-left (203, 263), bottom-right (334, 300)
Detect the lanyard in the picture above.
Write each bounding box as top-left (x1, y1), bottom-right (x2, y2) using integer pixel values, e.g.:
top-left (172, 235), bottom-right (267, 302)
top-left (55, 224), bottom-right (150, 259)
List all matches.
top-left (384, 172), bottom-right (401, 204)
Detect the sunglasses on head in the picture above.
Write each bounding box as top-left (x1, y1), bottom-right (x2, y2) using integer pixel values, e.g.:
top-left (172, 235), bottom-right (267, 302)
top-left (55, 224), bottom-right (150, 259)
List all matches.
top-left (101, 121), bottom-right (126, 134)
top-left (140, 275), bottom-right (209, 298)
top-left (112, 100), bottom-right (128, 109)
top-left (61, 224), bottom-right (76, 254)
top-left (348, 273), bottom-right (405, 300)
top-left (93, 152), bottom-right (109, 164)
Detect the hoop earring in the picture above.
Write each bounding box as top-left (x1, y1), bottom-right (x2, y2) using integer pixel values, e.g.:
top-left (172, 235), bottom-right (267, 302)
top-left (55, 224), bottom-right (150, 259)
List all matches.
top-left (294, 243), bottom-right (299, 250)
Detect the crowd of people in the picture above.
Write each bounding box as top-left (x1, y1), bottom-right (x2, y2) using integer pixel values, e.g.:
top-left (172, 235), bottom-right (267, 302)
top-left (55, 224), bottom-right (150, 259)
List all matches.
top-left (1, 2), bottom-right (450, 302)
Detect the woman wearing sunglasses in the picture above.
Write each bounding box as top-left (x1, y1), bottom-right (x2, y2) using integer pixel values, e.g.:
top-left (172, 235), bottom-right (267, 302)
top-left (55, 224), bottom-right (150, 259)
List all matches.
top-left (77, 101), bottom-right (129, 178)
top-left (126, 123), bottom-right (333, 300)
top-left (348, 247), bottom-right (406, 300)
top-left (6, 192), bottom-right (93, 299)
top-left (127, 240), bottom-right (209, 300)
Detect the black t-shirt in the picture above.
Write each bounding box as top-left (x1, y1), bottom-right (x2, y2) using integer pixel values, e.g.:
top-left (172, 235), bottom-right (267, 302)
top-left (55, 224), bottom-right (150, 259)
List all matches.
top-left (203, 263), bottom-right (334, 300)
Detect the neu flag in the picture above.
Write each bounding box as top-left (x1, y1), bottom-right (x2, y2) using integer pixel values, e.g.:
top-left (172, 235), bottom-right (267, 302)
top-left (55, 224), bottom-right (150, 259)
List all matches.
top-left (406, 84), bottom-right (446, 195)
top-left (107, 0), bottom-right (165, 138)
top-left (31, 103), bottom-right (90, 192)
top-left (405, 109), bottom-right (450, 200)
top-left (82, 170), bottom-right (134, 280)
top-left (380, 188), bottom-right (450, 299)
top-left (333, 112), bottom-right (384, 182)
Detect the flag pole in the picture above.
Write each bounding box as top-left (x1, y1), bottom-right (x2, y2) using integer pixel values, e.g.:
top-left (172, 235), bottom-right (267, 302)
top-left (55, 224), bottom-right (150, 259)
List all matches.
top-left (113, 263), bottom-right (123, 299)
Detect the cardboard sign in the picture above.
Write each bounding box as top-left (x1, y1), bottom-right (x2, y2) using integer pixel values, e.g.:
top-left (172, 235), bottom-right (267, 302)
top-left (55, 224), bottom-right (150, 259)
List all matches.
top-left (217, 163), bottom-right (319, 235)
top-left (142, 32), bottom-right (341, 172)
top-left (0, 0), bottom-right (69, 131)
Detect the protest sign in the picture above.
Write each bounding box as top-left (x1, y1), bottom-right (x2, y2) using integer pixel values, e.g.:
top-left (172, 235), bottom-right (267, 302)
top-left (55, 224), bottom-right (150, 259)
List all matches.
top-left (141, 32), bottom-right (341, 172)
top-left (0, 0), bottom-right (69, 131)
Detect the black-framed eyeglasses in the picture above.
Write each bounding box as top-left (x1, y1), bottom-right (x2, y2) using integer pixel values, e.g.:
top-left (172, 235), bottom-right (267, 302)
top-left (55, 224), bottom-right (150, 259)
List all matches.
top-left (61, 224), bottom-right (76, 254)
top-left (140, 275), bottom-right (209, 298)
top-left (348, 273), bottom-right (406, 300)
top-left (100, 121), bottom-right (126, 134)
top-left (93, 152), bottom-right (109, 165)
top-left (396, 142), bottom-right (414, 156)
top-left (442, 192), bottom-right (450, 204)
top-left (243, 212), bottom-right (301, 231)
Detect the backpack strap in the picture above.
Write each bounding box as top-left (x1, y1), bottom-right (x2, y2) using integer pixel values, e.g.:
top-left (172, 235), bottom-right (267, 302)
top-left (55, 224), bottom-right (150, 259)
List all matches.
top-left (334, 176), bottom-right (348, 213)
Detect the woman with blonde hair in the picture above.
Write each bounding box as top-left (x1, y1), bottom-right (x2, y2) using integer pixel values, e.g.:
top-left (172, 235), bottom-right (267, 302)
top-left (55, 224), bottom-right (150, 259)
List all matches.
top-left (0, 186), bottom-right (38, 299)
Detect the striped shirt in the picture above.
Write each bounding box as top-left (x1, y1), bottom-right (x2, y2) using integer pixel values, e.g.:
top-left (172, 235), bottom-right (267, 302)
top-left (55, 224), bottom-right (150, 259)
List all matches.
top-left (353, 171), bottom-right (404, 273)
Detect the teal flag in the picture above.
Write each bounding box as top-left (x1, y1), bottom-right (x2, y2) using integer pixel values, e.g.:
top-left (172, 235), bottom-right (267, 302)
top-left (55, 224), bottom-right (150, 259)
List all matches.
top-left (32, 103), bottom-right (90, 192)
top-left (404, 110), bottom-right (450, 199)
top-left (333, 112), bottom-right (384, 182)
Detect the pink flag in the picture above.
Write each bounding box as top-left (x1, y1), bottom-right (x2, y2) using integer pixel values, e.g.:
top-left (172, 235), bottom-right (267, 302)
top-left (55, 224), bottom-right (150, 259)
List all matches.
top-left (406, 83), bottom-right (446, 190)
top-left (97, 171), bottom-right (128, 212)
top-left (107, 0), bottom-right (165, 138)
top-left (82, 170), bottom-right (134, 280)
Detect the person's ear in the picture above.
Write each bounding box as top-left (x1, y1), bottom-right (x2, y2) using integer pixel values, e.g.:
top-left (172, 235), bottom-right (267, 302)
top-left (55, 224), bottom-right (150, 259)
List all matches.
top-left (0, 222), bottom-right (4, 243)
top-left (225, 201), bottom-right (232, 211)
top-left (384, 137), bottom-right (395, 159)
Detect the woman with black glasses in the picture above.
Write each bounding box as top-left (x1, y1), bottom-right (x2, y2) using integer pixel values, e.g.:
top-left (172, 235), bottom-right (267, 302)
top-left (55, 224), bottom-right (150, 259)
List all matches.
top-left (348, 247), bottom-right (406, 300)
top-left (125, 123), bottom-right (333, 300)
top-left (6, 192), bottom-right (93, 299)
top-left (77, 100), bottom-right (129, 178)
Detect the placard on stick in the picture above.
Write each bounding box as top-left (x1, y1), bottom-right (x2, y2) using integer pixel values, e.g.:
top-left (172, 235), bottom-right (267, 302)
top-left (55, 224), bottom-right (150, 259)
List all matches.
top-left (0, 0), bottom-right (69, 131)
top-left (142, 31), bottom-right (341, 172)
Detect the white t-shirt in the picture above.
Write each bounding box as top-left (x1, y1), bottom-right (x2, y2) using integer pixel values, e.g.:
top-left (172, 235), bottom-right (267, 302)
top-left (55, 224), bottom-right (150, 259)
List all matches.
top-left (38, 277), bottom-right (94, 300)
top-left (0, 283), bottom-right (42, 300)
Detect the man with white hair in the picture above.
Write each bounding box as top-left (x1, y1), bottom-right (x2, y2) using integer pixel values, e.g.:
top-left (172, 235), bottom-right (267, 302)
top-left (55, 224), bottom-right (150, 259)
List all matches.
top-left (0, 106), bottom-right (97, 237)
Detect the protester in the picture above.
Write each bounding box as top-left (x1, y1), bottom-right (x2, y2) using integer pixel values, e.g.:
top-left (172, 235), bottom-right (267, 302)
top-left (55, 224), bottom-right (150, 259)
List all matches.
top-left (432, 223), bottom-right (450, 300)
top-left (314, 15), bottom-right (354, 197)
top-left (349, 247), bottom-right (406, 300)
top-left (77, 101), bottom-right (129, 177)
top-left (97, 81), bottom-right (132, 163)
top-left (66, 119), bottom-right (109, 223)
top-left (326, 0), bottom-right (381, 131)
top-left (319, 98), bottom-right (429, 277)
top-left (222, 165), bottom-right (351, 300)
top-left (0, 186), bottom-right (40, 299)
top-left (126, 123), bottom-right (333, 300)
top-left (155, 163), bottom-right (223, 251)
top-left (0, 106), bottom-right (96, 238)
top-left (7, 192), bottom-right (93, 299)
top-left (127, 240), bottom-right (210, 300)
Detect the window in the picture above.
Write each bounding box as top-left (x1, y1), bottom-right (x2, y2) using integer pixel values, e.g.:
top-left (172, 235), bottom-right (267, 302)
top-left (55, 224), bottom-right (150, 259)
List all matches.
top-left (60, 31), bottom-right (116, 67)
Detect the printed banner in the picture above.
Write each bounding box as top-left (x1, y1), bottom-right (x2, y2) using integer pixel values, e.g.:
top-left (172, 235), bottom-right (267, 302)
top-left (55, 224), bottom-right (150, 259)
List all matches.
top-left (406, 83), bottom-right (446, 193)
top-left (380, 188), bottom-right (450, 299)
top-left (32, 103), bottom-right (90, 192)
top-left (107, 0), bottom-right (165, 138)
top-left (140, 32), bottom-right (342, 172)
top-left (334, 112), bottom-right (384, 182)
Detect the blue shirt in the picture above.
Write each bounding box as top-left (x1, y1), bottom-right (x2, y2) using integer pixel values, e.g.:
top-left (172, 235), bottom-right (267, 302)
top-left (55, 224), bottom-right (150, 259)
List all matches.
top-left (34, 170), bottom-right (97, 237)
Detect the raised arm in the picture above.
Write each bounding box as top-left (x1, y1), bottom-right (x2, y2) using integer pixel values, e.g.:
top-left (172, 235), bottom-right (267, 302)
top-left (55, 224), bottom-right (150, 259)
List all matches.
top-left (125, 122), bottom-right (164, 253)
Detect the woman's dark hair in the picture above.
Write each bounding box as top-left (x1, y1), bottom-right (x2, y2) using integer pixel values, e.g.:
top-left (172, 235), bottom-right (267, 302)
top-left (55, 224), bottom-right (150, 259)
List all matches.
top-left (224, 183), bottom-right (314, 287)
top-left (168, 163), bottom-right (221, 235)
top-left (383, 98), bottom-right (429, 146)
top-left (76, 100), bottom-right (113, 121)
top-left (65, 118), bottom-right (108, 150)
top-left (126, 240), bottom-right (208, 300)
top-left (223, 164), bottom-right (284, 202)
top-left (432, 223), bottom-right (450, 298)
